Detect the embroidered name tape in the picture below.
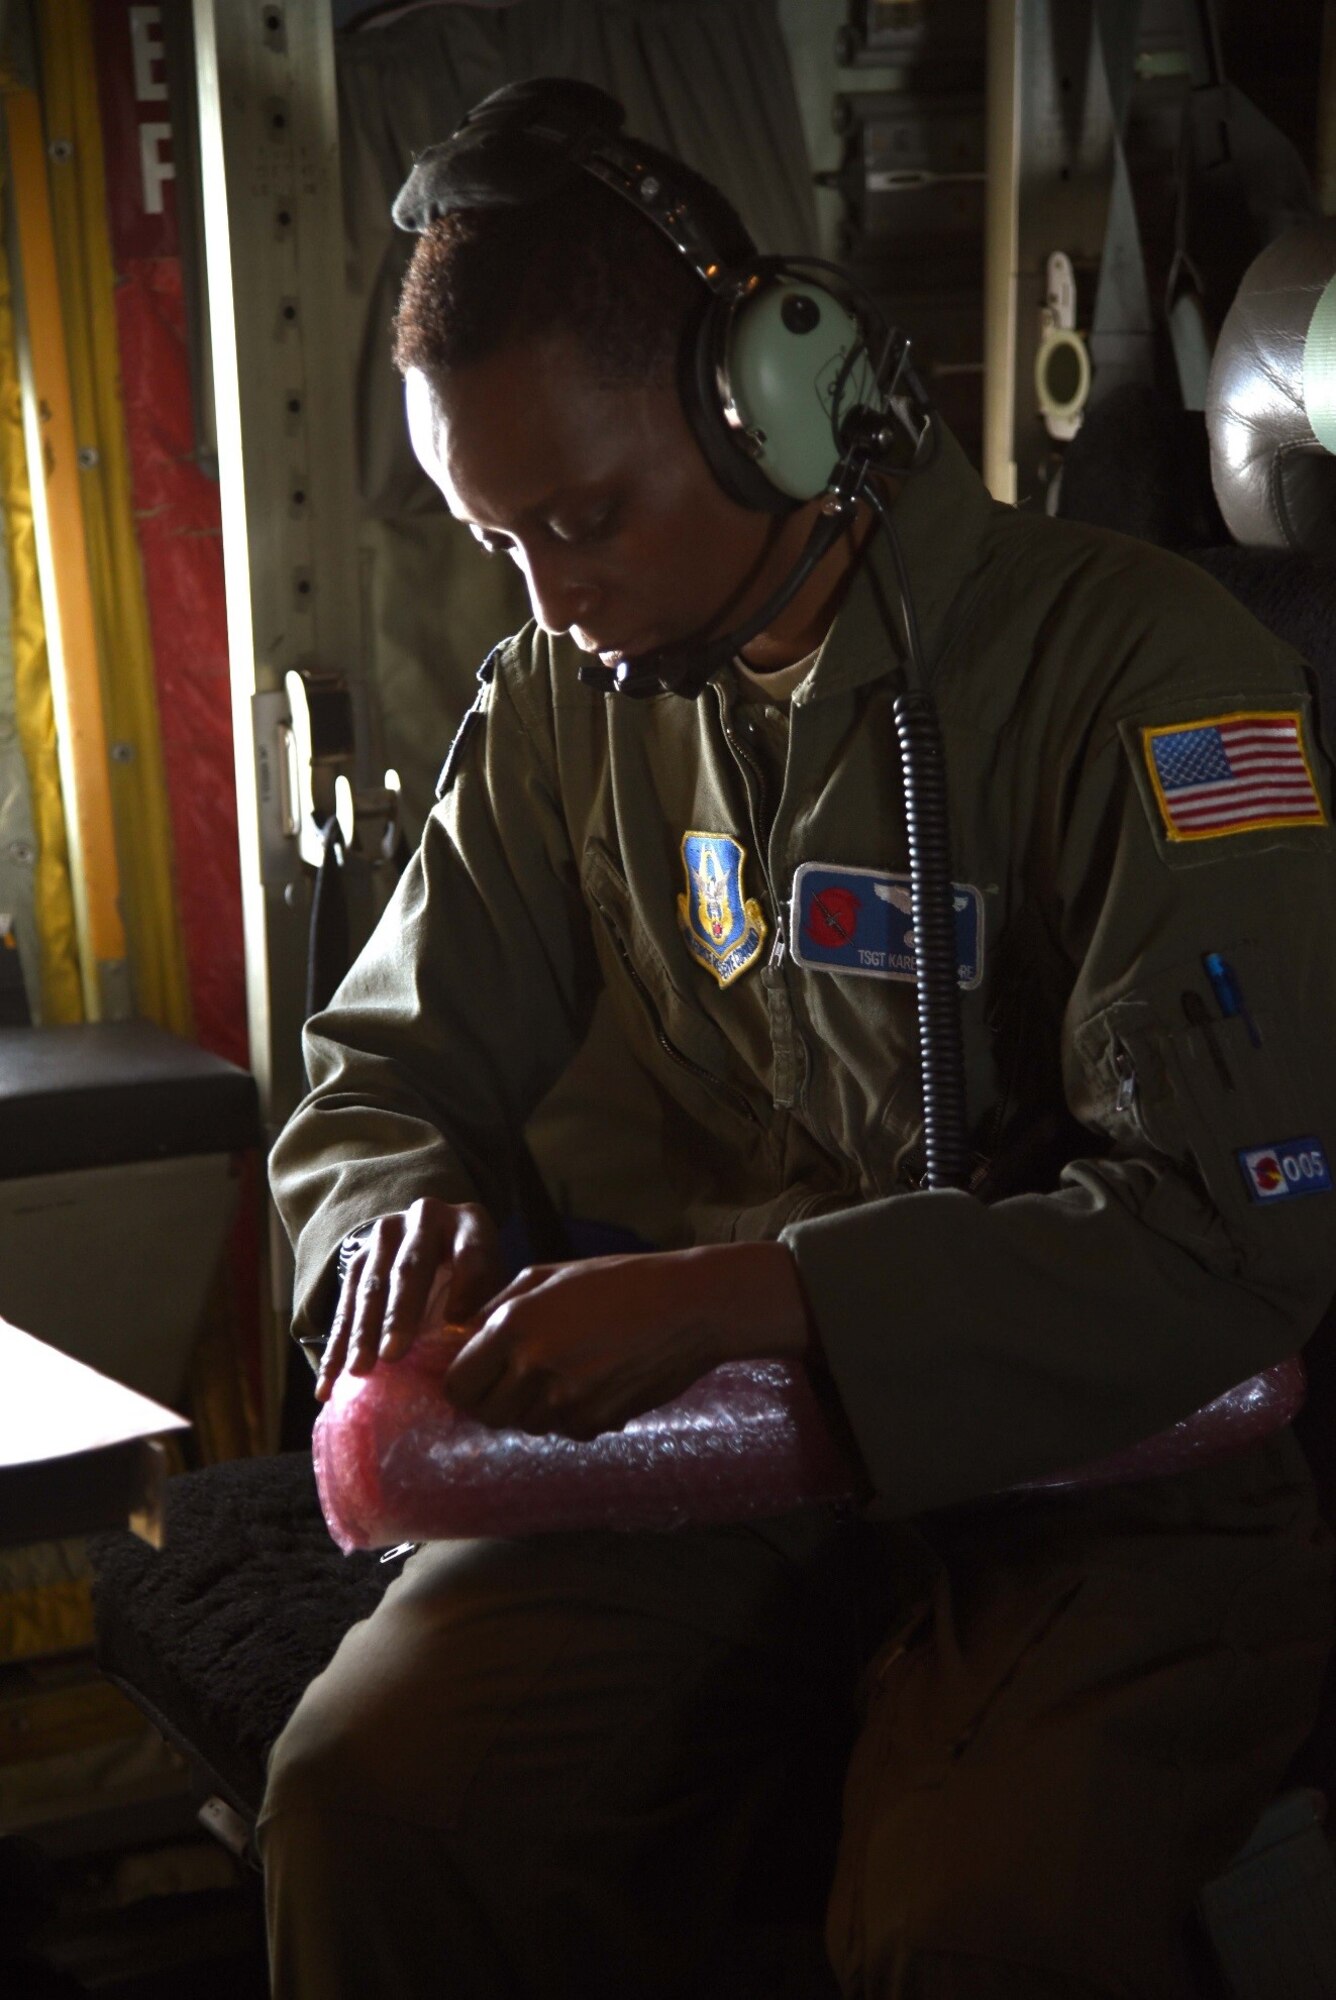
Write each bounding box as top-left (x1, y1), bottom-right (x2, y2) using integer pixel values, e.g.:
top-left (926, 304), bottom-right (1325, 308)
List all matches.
top-left (677, 832), bottom-right (767, 988)
top-left (1238, 1137), bottom-right (1333, 1203)
top-left (1141, 710), bottom-right (1326, 843)
top-left (790, 863), bottom-right (983, 987)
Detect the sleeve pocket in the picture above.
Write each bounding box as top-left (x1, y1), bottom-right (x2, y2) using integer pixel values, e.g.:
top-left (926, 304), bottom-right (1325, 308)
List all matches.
top-left (1076, 939), bottom-right (1330, 1276)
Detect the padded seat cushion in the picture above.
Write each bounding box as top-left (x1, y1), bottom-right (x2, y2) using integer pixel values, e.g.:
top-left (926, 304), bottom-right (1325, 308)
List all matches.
top-left (90, 1452), bottom-right (392, 1816)
top-left (0, 1021), bottom-right (261, 1177)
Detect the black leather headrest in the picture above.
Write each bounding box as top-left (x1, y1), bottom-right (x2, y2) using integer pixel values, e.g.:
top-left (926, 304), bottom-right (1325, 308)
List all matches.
top-left (1206, 220), bottom-right (1336, 557)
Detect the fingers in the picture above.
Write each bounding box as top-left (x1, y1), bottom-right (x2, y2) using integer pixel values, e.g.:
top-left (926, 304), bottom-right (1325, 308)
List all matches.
top-left (447, 1341), bottom-right (567, 1436)
top-left (446, 1317), bottom-right (611, 1441)
top-left (316, 1218), bottom-right (403, 1401)
top-left (443, 1205), bottom-right (505, 1321)
top-left (315, 1274), bottom-right (357, 1403)
top-left (445, 1309), bottom-right (516, 1413)
top-left (315, 1199), bottom-right (506, 1402)
top-left (446, 1267), bottom-right (582, 1431)
top-left (443, 1251), bottom-right (716, 1439)
top-left (378, 1198), bottom-right (447, 1361)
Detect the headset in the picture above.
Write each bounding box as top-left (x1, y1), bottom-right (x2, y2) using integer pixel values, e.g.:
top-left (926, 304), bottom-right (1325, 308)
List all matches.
top-left (391, 77), bottom-right (936, 702)
top-left (392, 78), bottom-right (970, 1190)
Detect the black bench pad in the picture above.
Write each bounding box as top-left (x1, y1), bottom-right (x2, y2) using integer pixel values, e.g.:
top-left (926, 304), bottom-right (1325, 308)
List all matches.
top-left (90, 1452), bottom-right (392, 1817)
top-left (0, 1021), bottom-right (261, 1177)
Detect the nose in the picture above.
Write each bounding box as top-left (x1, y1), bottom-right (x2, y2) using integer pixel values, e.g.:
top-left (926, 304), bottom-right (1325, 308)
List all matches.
top-left (518, 543), bottom-right (599, 639)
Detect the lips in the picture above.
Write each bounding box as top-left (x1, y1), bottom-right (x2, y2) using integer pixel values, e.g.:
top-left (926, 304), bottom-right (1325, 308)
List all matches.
top-left (575, 630), bottom-right (662, 666)
top-left (596, 639), bottom-right (659, 666)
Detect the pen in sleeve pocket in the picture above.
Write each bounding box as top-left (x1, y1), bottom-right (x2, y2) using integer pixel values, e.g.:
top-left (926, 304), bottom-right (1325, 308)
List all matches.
top-left (1202, 953), bottom-right (1262, 1048)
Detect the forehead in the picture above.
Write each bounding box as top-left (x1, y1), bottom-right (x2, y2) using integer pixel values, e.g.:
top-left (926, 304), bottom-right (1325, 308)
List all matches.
top-left (405, 334), bottom-right (676, 526)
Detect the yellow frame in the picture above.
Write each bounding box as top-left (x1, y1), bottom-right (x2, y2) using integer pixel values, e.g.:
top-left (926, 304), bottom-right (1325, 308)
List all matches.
top-left (3, 78), bottom-right (124, 1015)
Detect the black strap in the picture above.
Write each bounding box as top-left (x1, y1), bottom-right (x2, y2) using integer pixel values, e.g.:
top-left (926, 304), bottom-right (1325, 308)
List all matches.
top-left (304, 815), bottom-right (349, 1020)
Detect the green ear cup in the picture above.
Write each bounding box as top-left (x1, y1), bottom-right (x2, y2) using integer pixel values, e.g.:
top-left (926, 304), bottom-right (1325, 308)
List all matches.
top-left (725, 282), bottom-right (880, 501)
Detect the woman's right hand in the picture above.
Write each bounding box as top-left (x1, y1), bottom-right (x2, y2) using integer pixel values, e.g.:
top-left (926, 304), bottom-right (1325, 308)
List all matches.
top-left (315, 1197), bottom-right (503, 1402)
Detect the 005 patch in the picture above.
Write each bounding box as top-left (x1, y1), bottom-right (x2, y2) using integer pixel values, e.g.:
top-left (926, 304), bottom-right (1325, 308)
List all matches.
top-left (1238, 1137), bottom-right (1333, 1203)
top-left (1140, 710), bottom-right (1327, 843)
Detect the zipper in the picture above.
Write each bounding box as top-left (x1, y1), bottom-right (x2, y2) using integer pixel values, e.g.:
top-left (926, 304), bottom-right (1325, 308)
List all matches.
top-left (594, 897), bottom-right (763, 1129)
top-left (1113, 1046), bottom-right (1134, 1115)
top-left (722, 709), bottom-right (805, 1111)
top-left (1112, 1042), bottom-right (1149, 1138)
top-left (721, 708), bottom-right (784, 960)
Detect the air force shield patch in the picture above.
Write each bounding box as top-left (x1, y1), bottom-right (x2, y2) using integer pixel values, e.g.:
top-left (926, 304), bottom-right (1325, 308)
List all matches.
top-left (677, 832), bottom-right (768, 987)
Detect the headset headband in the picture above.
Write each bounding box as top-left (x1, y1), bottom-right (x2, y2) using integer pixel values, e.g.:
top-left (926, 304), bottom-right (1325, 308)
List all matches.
top-left (392, 79), bottom-right (749, 291)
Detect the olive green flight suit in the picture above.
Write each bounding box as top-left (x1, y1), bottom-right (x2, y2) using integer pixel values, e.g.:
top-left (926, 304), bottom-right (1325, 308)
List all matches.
top-left (263, 419), bottom-right (1336, 1996)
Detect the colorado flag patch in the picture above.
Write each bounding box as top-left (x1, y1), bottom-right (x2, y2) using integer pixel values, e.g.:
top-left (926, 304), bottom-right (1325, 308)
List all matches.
top-left (1142, 710), bottom-right (1326, 842)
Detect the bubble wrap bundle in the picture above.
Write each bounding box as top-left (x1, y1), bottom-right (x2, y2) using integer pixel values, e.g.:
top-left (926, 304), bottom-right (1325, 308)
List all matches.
top-left (312, 1333), bottom-right (858, 1552)
top-left (1022, 1357), bottom-right (1306, 1493)
top-left (313, 1335), bottom-right (1306, 1552)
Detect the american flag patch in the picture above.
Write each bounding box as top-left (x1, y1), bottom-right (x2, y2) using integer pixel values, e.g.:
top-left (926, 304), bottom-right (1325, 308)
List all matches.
top-left (1142, 710), bottom-right (1327, 842)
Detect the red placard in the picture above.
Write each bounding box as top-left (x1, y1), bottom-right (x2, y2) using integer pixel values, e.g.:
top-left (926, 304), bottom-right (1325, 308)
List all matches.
top-left (93, 1), bottom-right (178, 261)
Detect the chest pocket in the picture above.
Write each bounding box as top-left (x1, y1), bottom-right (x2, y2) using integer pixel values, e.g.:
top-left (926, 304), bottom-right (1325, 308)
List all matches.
top-left (1075, 937), bottom-right (1326, 1274)
top-left (582, 840), bottom-right (764, 1133)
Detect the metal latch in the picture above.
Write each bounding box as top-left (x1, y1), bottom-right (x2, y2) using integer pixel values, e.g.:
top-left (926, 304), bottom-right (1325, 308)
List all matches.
top-left (281, 667), bottom-right (399, 869)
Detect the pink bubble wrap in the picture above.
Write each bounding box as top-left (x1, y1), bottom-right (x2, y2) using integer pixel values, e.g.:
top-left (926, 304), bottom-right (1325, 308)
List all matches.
top-left (312, 1333), bottom-right (858, 1551)
top-left (1020, 1357), bottom-right (1305, 1492)
top-left (312, 1334), bottom-right (1305, 1552)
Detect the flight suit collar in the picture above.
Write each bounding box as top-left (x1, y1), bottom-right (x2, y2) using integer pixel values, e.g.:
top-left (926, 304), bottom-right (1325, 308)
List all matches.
top-left (799, 417), bottom-right (997, 706)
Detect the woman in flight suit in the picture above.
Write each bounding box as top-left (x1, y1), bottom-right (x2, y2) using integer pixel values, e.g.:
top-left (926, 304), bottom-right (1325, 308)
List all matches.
top-left (263, 81), bottom-right (1336, 1999)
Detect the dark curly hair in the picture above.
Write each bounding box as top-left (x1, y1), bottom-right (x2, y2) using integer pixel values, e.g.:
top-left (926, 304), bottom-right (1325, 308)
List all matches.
top-left (392, 161), bottom-right (750, 387)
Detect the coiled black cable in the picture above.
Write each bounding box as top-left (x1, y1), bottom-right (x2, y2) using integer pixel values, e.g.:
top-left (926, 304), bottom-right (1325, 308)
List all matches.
top-left (892, 688), bottom-right (970, 1189)
top-left (869, 481), bottom-right (971, 1192)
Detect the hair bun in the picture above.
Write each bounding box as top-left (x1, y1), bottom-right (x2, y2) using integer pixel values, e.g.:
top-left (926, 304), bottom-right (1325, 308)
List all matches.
top-left (392, 76), bottom-right (627, 233)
